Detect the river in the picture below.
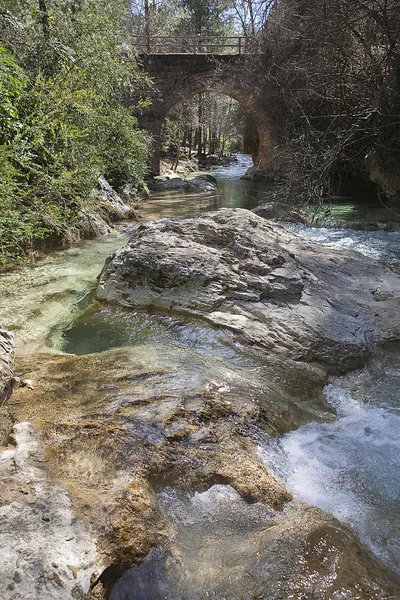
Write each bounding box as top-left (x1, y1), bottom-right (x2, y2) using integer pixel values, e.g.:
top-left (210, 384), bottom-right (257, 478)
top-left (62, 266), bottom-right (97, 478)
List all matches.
top-left (0, 154), bottom-right (399, 598)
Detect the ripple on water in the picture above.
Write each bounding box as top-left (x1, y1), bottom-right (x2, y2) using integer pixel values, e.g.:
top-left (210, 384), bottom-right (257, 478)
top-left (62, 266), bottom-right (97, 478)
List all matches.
top-left (286, 224), bottom-right (400, 264)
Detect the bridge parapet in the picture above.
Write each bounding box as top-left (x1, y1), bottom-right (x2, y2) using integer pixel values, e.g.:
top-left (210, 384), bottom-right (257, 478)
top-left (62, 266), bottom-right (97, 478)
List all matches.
top-left (133, 35), bottom-right (249, 56)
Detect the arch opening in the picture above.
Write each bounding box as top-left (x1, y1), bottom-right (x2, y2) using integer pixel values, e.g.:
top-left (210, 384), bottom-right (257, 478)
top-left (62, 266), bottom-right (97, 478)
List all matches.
top-left (160, 92), bottom-right (249, 169)
top-left (138, 73), bottom-right (276, 175)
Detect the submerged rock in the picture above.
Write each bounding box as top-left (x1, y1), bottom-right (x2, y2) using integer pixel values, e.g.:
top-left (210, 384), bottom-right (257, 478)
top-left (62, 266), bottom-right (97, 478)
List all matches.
top-left (97, 208), bottom-right (400, 374)
top-left (3, 208), bottom-right (400, 598)
top-left (111, 491), bottom-right (400, 600)
top-left (11, 348), bottom-right (400, 599)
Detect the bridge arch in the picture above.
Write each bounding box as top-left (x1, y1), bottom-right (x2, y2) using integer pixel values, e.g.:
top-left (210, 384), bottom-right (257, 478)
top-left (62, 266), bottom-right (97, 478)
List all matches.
top-left (136, 54), bottom-right (276, 174)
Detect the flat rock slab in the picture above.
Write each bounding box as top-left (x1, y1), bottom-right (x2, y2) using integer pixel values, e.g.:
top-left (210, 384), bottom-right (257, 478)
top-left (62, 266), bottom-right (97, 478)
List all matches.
top-left (97, 208), bottom-right (400, 373)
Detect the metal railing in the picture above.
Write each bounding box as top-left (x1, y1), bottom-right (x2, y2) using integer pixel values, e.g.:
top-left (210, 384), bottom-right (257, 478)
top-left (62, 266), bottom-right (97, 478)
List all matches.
top-left (133, 35), bottom-right (248, 55)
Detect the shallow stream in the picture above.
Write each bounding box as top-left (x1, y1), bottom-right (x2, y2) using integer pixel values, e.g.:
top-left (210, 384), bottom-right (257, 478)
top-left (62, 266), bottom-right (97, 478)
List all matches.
top-left (1, 154), bottom-right (400, 595)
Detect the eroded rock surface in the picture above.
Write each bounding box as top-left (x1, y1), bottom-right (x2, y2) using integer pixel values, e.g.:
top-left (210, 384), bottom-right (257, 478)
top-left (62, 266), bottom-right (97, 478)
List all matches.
top-left (0, 325), bottom-right (14, 397)
top-left (0, 422), bottom-right (98, 599)
top-left (9, 347), bottom-right (400, 598)
top-left (3, 208), bottom-right (400, 598)
top-left (97, 208), bottom-right (400, 373)
top-left (112, 489), bottom-right (400, 600)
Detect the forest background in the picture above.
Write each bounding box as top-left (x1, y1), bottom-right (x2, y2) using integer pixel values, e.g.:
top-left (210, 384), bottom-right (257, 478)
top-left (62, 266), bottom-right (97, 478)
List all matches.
top-left (0, 0), bottom-right (399, 263)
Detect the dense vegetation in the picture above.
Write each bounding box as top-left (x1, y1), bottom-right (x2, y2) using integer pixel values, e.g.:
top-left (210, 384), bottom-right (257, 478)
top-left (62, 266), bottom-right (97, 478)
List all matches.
top-left (0, 0), bottom-right (149, 264)
top-left (245, 0), bottom-right (400, 203)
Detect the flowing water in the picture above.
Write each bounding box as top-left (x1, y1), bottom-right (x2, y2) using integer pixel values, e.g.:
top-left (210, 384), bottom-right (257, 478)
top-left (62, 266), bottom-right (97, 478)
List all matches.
top-left (141, 154), bottom-right (268, 220)
top-left (1, 154), bottom-right (400, 595)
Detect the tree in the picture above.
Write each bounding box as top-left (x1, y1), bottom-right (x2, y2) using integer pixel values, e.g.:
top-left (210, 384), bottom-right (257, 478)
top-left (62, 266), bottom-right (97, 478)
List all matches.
top-left (228, 1), bottom-right (277, 34)
top-left (247, 0), bottom-right (400, 203)
top-left (161, 92), bottom-right (242, 164)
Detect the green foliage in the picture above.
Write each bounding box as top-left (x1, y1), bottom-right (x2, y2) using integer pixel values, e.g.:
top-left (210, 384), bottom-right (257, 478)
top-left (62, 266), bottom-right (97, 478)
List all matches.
top-left (102, 106), bottom-right (149, 188)
top-left (0, 1), bottom-right (149, 264)
top-left (0, 46), bottom-right (27, 142)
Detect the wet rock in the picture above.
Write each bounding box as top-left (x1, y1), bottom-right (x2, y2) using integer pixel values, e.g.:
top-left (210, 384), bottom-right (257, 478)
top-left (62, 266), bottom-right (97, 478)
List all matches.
top-left (147, 175), bottom-right (187, 192)
top-left (97, 208), bottom-right (400, 374)
top-left (110, 493), bottom-right (400, 600)
top-left (8, 347), bottom-right (297, 571)
top-left (252, 202), bottom-right (310, 224)
top-left (185, 174), bottom-right (217, 192)
top-left (343, 220), bottom-right (381, 231)
top-left (7, 342), bottom-right (400, 599)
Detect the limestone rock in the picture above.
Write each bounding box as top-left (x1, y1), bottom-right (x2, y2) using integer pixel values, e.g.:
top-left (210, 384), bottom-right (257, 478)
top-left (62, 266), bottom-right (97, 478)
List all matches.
top-left (111, 496), bottom-right (400, 600)
top-left (77, 208), bottom-right (111, 239)
top-left (0, 422), bottom-right (99, 599)
top-left (90, 176), bottom-right (137, 223)
top-left (148, 175), bottom-right (188, 192)
top-left (252, 202), bottom-right (310, 224)
top-left (185, 174), bottom-right (217, 192)
top-left (119, 181), bottom-right (149, 204)
top-left (0, 325), bottom-right (14, 399)
top-left (148, 174), bottom-right (217, 193)
top-left (97, 208), bottom-right (400, 373)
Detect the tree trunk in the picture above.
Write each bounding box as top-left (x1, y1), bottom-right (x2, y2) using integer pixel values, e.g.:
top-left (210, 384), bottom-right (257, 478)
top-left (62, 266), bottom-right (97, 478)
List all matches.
top-left (197, 95), bottom-right (203, 156)
top-left (38, 0), bottom-right (50, 39)
top-left (188, 127), bottom-right (192, 159)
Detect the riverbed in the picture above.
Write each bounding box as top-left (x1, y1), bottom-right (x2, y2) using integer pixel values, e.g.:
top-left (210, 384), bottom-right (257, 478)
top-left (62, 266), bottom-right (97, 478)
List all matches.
top-left (1, 154), bottom-right (399, 598)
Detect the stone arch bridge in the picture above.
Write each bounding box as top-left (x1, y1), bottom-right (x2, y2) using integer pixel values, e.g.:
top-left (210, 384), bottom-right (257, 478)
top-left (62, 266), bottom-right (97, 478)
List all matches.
top-left (135, 40), bottom-right (275, 175)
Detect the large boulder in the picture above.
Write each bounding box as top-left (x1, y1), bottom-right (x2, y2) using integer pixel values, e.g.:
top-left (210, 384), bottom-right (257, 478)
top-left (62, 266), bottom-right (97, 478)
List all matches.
top-left (186, 174), bottom-right (218, 192)
top-left (96, 208), bottom-right (400, 374)
top-left (89, 176), bottom-right (137, 223)
top-left (75, 177), bottom-right (139, 240)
